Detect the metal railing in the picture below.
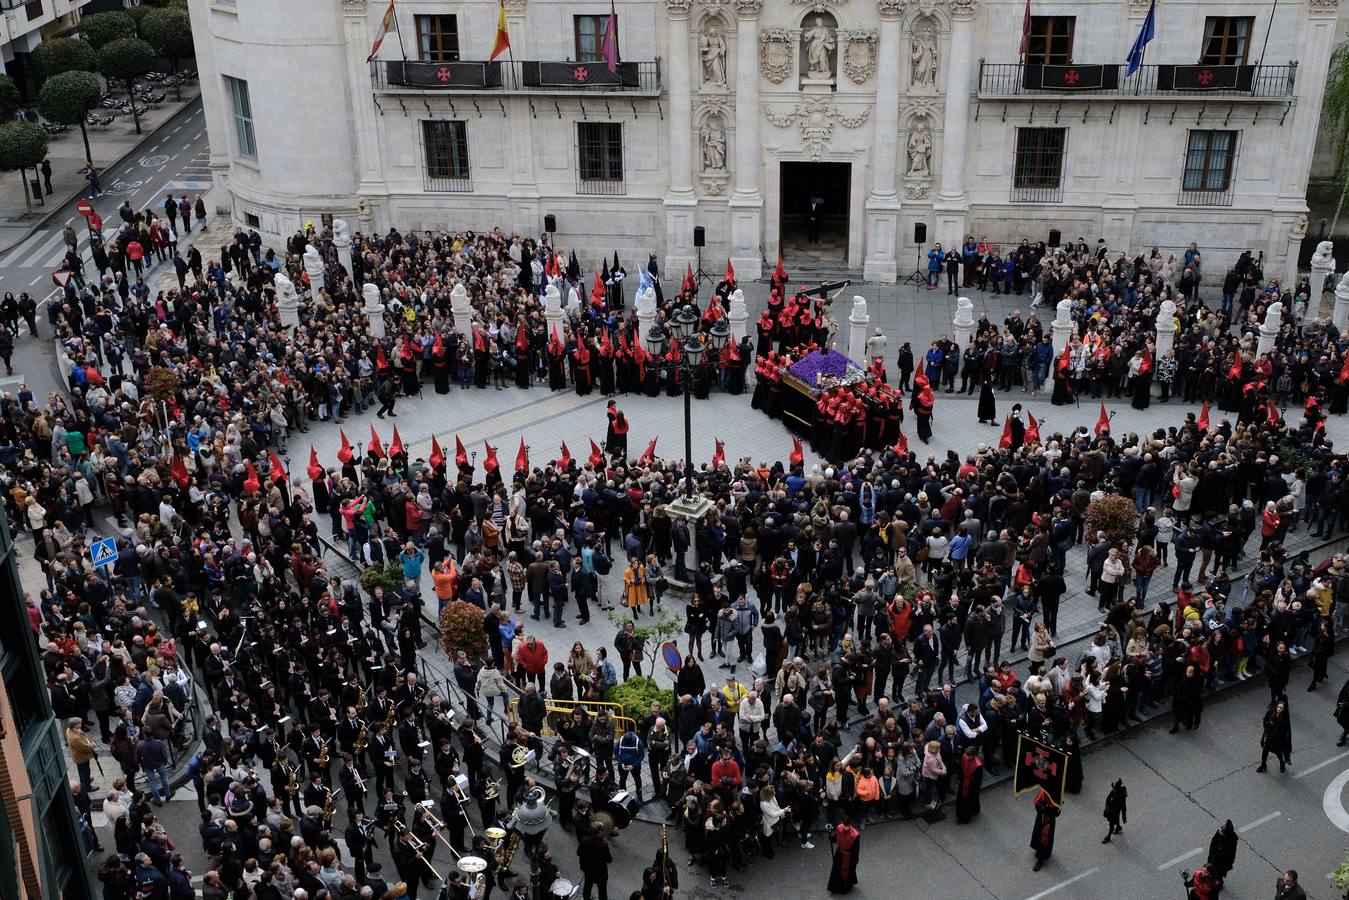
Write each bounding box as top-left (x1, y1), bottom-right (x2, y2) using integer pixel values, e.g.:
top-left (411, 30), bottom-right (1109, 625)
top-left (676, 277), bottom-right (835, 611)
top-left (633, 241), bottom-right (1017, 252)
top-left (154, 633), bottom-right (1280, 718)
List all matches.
top-left (978, 60), bottom-right (1297, 99)
top-left (1176, 185), bottom-right (1235, 207)
top-left (507, 697), bottom-right (636, 738)
top-left (1010, 183), bottom-right (1064, 204)
top-left (373, 59), bottom-right (662, 96)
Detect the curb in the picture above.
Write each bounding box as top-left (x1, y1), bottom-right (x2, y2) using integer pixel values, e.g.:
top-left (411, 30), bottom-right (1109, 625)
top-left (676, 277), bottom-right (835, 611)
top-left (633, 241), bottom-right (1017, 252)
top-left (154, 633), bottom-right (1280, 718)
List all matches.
top-left (0, 95), bottom-right (204, 256)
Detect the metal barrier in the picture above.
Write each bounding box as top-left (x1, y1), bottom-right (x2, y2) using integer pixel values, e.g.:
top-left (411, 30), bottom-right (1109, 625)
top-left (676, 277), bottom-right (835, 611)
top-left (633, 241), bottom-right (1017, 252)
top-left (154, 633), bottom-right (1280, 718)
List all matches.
top-left (506, 697), bottom-right (636, 738)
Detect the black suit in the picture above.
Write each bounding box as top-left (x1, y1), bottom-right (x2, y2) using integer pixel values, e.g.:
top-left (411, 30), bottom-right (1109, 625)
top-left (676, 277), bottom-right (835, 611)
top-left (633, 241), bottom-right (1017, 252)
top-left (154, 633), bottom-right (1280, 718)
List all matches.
top-left (914, 634), bottom-right (938, 695)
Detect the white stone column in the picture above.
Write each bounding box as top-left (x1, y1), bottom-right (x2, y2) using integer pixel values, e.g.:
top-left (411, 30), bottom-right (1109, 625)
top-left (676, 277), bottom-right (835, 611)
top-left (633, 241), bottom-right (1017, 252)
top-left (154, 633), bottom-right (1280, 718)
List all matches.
top-left (1154, 298), bottom-right (1177, 357)
top-left (952, 296), bottom-right (974, 347)
top-left (934, 0), bottom-right (977, 249)
top-left (663, 0), bottom-right (697, 276)
top-left (635, 286), bottom-right (658, 342)
top-left (862, 0), bottom-right (905, 283)
top-left (1310, 240), bottom-right (1335, 318)
top-left (1257, 306), bottom-right (1281, 356)
top-left (1051, 298), bottom-right (1074, 354)
top-left (341, 1), bottom-right (389, 225)
top-left (727, 289), bottom-right (748, 341)
top-left (847, 296), bottom-right (870, 361)
top-left (333, 220), bottom-right (353, 278)
top-left (450, 282), bottom-right (472, 326)
top-left (362, 283), bottom-right (386, 339)
top-left (1334, 276), bottom-right (1349, 331)
top-left (728, 0), bottom-right (764, 280)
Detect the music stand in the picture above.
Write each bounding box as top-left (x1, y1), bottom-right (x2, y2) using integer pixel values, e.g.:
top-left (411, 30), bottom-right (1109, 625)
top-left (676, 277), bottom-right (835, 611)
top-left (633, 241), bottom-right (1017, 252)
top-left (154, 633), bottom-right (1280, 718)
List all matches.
top-left (902, 242), bottom-right (926, 286)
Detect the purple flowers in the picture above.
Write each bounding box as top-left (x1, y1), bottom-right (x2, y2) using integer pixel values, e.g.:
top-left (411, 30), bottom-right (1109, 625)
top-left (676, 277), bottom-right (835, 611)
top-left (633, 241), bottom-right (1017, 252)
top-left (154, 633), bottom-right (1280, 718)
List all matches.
top-left (787, 349), bottom-right (862, 384)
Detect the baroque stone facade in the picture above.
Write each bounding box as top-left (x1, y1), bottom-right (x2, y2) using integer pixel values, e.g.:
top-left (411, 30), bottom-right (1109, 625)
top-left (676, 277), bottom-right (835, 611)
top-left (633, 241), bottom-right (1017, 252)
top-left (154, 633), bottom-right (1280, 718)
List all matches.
top-left (189, 0), bottom-right (1335, 286)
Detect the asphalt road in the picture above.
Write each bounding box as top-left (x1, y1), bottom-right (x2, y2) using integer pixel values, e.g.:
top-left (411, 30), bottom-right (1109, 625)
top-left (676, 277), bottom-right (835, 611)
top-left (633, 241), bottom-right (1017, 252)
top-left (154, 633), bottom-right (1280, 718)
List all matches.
top-left (0, 97), bottom-right (210, 403)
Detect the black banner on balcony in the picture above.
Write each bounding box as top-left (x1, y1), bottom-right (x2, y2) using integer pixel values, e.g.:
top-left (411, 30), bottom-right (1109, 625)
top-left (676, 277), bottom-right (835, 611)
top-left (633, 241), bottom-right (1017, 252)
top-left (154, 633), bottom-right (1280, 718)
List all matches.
top-left (1156, 64), bottom-right (1254, 92)
top-left (385, 61), bottom-right (503, 89)
top-left (1022, 63), bottom-right (1119, 91)
top-left (522, 61), bottom-right (639, 88)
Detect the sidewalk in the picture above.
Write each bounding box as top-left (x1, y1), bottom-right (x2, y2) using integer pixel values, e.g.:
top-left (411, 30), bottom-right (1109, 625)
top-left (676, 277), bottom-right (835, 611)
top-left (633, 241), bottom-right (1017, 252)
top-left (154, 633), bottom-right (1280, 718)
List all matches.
top-left (0, 85), bottom-right (202, 253)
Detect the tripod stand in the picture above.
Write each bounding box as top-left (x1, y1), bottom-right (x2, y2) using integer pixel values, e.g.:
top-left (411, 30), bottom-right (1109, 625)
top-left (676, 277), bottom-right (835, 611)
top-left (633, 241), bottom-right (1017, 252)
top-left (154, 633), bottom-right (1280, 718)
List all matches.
top-left (901, 242), bottom-right (927, 286)
top-left (694, 246), bottom-right (714, 291)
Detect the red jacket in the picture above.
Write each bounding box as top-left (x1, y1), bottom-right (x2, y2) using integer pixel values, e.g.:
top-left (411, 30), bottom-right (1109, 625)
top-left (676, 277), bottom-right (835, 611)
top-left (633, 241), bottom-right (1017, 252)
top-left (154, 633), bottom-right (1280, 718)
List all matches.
top-left (515, 639), bottom-right (549, 675)
top-left (710, 757), bottom-right (742, 790)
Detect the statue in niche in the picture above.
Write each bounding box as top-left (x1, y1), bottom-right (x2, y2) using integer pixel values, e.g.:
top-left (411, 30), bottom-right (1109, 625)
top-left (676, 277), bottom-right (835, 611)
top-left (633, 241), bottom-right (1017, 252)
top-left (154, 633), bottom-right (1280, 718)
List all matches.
top-left (700, 120), bottom-right (727, 171)
top-left (911, 26), bottom-right (938, 89)
top-left (803, 16), bottom-right (836, 78)
top-left (700, 25), bottom-right (727, 85)
top-left (906, 127), bottom-right (932, 177)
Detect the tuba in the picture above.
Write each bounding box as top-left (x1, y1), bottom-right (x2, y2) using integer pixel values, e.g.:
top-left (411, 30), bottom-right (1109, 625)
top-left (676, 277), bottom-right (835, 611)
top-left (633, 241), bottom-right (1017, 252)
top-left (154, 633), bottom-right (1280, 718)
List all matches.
top-left (457, 855), bottom-right (488, 899)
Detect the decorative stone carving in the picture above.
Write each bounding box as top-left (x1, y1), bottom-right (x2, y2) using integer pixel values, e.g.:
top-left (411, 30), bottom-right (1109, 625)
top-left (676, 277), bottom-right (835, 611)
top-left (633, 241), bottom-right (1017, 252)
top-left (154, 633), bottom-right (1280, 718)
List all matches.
top-left (1127, 0), bottom-right (1151, 13)
top-left (665, 0), bottom-right (692, 15)
top-left (502, 0), bottom-right (527, 10)
top-left (700, 23), bottom-right (728, 85)
top-left (341, 0), bottom-right (367, 11)
top-left (803, 16), bottom-right (837, 79)
top-left (789, 0), bottom-right (847, 12)
top-left (905, 126), bottom-right (932, 176)
top-left (1308, 0), bottom-right (1339, 15)
top-left (903, 183), bottom-right (930, 200)
top-left (764, 97), bottom-right (870, 160)
top-left (1290, 214), bottom-right (1309, 240)
top-left (1313, 240), bottom-right (1335, 268)
top-left (700, 173), bottom-right (730, 197)
top-left (734, 0), bottom-right (762, 17)
top-left (841, 28), bottom-right (878, 84)
top-left (302, 244), bottom-right (325, 293)
top-left (877, 0), bottom-right (904, 19)
top-left (1263, 301), bottom-right (1283, 332)
top-left (760, 27), bottom-right (797, 83)
top-left (700, 118), bottom-right (727, 171)
top-left (910, 19), bottom-right (938, 90)
top-left (949, 0), bottom-right (978, 20)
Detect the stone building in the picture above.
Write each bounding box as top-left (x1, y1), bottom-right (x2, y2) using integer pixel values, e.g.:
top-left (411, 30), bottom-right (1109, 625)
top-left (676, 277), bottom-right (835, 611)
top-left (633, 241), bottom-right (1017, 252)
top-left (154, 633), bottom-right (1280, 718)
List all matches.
top-left (187, 0), bottom-right (1337, 284)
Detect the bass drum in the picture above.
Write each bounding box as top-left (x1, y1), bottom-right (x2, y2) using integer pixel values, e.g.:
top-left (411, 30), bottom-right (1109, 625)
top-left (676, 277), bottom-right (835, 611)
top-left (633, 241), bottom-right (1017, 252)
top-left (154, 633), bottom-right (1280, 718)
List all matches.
top-left (604, 790), bottom-right (635, 829)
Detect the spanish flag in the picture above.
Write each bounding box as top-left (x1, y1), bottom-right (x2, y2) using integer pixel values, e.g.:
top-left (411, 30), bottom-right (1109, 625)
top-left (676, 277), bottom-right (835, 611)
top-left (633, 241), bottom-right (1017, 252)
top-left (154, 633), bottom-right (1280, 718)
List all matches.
top-left (489, 0), bottom-right (511, 62)
top-left (366, 1), bottom-right (397, 63)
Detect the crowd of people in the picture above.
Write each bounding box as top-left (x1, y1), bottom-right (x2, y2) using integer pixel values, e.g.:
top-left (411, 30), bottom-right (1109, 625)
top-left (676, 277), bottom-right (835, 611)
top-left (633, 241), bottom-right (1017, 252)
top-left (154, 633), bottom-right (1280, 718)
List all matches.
top-left (13, 213), bottom-right (1349, 900)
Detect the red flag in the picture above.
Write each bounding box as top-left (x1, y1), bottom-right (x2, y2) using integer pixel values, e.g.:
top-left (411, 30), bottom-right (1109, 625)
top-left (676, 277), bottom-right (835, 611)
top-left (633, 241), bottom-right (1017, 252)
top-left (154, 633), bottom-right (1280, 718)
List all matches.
top-left (516, 438), bottom-right (529, 473)
top-left (588, 438), bottom-right (604, 468)
top-left (725, 258), bottom-right (735, 284)
top-left (376, 344), bottom-right (391, 371)
top-left (368, 424), bottom-right (385, 459)
top-left (243, 460), bottom-right (261, 494)
top-left (1228, 351), bottom-right (1243, 382)
top-left (683, 264), bottom-right (695, 294)
top-left (893, 429), bottom-right (909, 458)
top-left (998, 416), bottom-right (1013, 450)
top-left (1196, 400), bottom-right (1210, 432)
top-left (429, 436), bottom-right (446, 471)
top-left (307, 446), bottom-right (323, 481)
top-left (484, 442), bottom-right (500, 475)
top-left (639, 437), bottom-right (658, 466)
top-left (1019, 0), bottom-right (1032, 55)
top-left (712, 438), bottom-right (725, 469)
top-left (454, 435), bottom-right (468, 468)
top-left (1266, 400), bottom-right (1280, 427)
top-left (170, 454), bottom-right (190, 489)
top-left (789, 436), bottom-right (804, 466)
top-left (1025, 410), bottom-right (1040, 445)
top-left (559, 441), bottom-right (573, 469)
top-left (1337, 352), bottom-right (1349, 385)
top-left (338, 428), bottom-right (353, 465)
top-left (1094, 402), bottom-right (1110, 437)
top-left (489, 0), bottom-right (511, 62)
top-left (390, 426), bottom-right (404, 457)
top-left (268, 449), bottom-right (287, 482)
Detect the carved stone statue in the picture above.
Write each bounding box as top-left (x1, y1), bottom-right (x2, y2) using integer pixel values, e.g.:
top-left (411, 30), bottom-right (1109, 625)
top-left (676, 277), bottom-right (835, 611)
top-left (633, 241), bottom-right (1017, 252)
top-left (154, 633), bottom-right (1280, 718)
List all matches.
top-left (803, 17), bottom-right (836, 78)
top-left (274, 272), bottom-right (298, 308)
top-left (635, 286), bottom-right (656, 318)
top-left (1312, 240), bottom-right (1335, 268)
top-left (1263, 301), bottom-right (1283, 331)
top-left (362, 282), bottom-right (381, 309)
top-left (700, 25), bottom-right (727, 86)
top-left (1291, 214), bottom-right (1309, 240)
top-left (906, 127), bottom-right (932, 177)
top-left (332, 218), bottom-right (351, 245)
top-left (449, 282), bottom-right (471, 323)
top-left (1157, 298), bottom-right (1177, 331)
top-left (1054, 298), bottom-right (1072, 327)
top-left (700, 120), bottom-right (727, 171)
top-left (302, 244), bottom-right (325, 291)
top-left (910, 28), bottom-right (938, 89)
top-left (953, 295), bottom-right (975, 327)
top-left (544, 284), bottom-right (562, 316)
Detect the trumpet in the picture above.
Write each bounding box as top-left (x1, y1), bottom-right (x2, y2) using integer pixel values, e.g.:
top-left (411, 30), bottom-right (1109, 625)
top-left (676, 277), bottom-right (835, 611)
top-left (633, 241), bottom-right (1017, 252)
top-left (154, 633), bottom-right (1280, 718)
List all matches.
top-left (395, 820), bottom-right (446, 883)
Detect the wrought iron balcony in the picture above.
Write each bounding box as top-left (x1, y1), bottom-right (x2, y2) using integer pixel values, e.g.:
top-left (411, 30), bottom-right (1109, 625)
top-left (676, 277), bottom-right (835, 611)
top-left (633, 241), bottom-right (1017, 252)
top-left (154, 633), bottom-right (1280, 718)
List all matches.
top-left (977, 61), bottom-right (1297, 101)
top-left (372, 60), bottom-right (662, 97)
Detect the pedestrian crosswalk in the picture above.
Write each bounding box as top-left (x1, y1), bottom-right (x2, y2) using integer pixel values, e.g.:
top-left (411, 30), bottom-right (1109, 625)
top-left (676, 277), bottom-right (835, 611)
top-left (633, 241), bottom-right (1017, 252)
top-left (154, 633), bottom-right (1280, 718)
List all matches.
top-left (0, 225), bottom-right (96, 287)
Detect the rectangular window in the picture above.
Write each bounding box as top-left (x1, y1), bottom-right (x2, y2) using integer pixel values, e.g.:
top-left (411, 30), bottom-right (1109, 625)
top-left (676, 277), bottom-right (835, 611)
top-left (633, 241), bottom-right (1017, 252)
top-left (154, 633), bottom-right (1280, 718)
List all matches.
top-left (574, 14), bottom-right (617, 63)
top-left (25, 0), bottom-right (42, 22)
top-left (1012, 127), bottom-right (1066, 200)
top-left (577, 122), bottom-right (624, 194)
top-left (1026, 16), bottom-right (1075, 65)
top-left (1201, 17), bottom-right (1253, 66)
top-left (224, 76), bottom-right (256, 159)
top-left (421, 120), bottom-right (471, 190)
top-left (1182, 129), bottom-right (1236, 194)
top-left (415, 14), bottom-right (459, 63)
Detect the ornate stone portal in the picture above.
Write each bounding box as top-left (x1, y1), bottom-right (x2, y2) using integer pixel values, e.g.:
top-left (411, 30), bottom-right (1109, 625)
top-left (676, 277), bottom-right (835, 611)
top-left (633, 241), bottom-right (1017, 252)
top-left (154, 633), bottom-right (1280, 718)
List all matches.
top-left (765, 96), bottom-right (870, 159)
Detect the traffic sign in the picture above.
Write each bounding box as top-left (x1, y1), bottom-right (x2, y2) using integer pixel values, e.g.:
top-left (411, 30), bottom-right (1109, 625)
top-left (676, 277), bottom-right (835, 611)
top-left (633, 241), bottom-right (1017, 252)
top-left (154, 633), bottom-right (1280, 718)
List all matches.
top-left (76, 200), bottom-right (94, 217)
top-left (89, 536), bottom-right (117, 571)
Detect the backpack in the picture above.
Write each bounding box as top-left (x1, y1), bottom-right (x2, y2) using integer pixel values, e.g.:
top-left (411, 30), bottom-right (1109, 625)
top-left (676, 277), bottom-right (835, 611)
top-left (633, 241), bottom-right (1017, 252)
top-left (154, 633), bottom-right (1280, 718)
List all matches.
top-left (593, 551), bottom-right (613, 576)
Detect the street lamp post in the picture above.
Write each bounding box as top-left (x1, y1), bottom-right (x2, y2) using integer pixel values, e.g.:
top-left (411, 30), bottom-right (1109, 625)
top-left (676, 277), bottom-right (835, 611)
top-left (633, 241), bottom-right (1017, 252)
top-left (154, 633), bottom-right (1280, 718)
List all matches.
top-left (644, 305), bottom-right (730, 522)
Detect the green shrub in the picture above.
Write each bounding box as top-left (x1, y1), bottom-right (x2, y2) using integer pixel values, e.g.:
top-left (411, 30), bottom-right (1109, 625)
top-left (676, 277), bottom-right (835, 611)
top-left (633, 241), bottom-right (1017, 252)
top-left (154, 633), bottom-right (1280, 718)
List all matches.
top-left (439, 600), bottom-right (487, 659)
top-left (359, 562), bottom-right (404, 595)
top-left (604, 675), bottom-right (675, 722)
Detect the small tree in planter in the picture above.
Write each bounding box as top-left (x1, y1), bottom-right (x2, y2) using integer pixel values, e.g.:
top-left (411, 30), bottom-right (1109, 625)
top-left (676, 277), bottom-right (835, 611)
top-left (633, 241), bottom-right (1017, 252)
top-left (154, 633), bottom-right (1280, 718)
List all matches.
top-left (606, 608), bottom-right (683, 682)
top-left (358, 562), bottom-right (403, 595)
top-left (439, 600), bottom-right (487, 659)
top-left (604, 675), bottom-right (676, 722)
top-left (1084, 495), bottom-right (1139, 549)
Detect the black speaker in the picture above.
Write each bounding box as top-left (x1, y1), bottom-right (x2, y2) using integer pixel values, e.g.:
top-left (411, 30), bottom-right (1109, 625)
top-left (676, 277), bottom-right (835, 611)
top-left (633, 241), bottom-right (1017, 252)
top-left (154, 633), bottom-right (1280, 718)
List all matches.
top-left (693, 225), bottom-right (706, 247)
top-left (1048, 228), bottom-right (1061, 248)
top-left (544, 214), bottom-right (556, 233)
top-left (914, 222), bottom-right (927, 245)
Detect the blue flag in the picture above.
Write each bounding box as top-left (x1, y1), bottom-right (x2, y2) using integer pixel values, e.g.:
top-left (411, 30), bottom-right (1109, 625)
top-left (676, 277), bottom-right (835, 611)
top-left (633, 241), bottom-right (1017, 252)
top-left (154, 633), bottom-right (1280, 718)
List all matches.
top-left (637, 264), bottom-right (653, 295)
top-left (1125, 0), bottom-right (1156, 77)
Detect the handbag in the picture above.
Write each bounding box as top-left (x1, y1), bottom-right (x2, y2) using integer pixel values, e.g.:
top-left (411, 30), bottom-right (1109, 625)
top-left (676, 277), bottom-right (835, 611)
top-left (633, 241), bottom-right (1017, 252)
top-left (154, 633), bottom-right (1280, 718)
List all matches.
top-left (916, 547), bottom-right (930, 563)
top-left (631, 647), bottom-right (645, 662)
top-left (481, 519), bottom-right (500, 548)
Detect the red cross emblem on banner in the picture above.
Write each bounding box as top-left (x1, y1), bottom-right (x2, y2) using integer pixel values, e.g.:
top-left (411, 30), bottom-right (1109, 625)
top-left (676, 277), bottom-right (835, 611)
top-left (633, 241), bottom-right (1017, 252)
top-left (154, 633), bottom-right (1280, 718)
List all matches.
top-left (1026, 748), bottom-right (1059, 778)
top-left (1063, 69), bottom-right (1080, 85)
top-left (574, 66), bottom-right (589, 82)
top-left (1197, 69), bottom-right (1214, 85)
top-left (436, 67), bottom-right (451, 82)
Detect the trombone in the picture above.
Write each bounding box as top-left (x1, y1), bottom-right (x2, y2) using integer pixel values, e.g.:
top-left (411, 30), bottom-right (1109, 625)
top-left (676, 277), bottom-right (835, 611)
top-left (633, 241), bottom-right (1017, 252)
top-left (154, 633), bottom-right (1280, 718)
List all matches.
top-left (417, 802), bottom-right (462, 858)
top-left (394, 820), bottom-right (445, 883)
top-left (448, 774), bottom-right (477, 838)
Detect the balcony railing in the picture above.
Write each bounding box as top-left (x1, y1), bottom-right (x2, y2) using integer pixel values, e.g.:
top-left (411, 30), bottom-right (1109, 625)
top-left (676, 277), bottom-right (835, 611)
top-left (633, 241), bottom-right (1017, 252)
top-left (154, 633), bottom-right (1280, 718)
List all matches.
top-left (978, 61), bottom-right (1297, 100)
top-left (373, 59), bottom-right (661, 96)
